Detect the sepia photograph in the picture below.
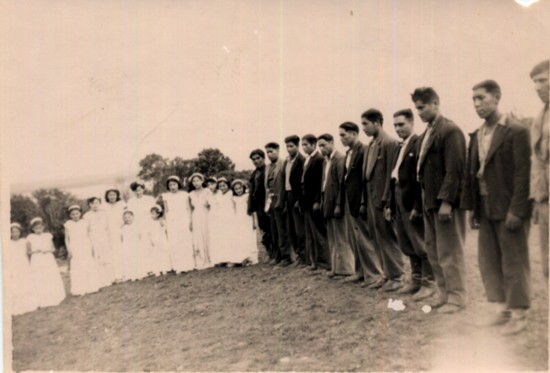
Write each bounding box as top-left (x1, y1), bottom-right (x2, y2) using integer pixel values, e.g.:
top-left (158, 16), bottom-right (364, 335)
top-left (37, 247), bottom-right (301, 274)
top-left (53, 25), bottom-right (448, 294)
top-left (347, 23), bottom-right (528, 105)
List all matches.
top-left (1, 0), bottom-right (549, 371)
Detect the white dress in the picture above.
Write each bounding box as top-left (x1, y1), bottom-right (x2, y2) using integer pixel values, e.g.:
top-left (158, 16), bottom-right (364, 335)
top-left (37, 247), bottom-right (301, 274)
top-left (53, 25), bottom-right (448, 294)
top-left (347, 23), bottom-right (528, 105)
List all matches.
top-left (84, 210), bottom-right (114, 287)
top-left (121, 223), bottom-right (141, 281)
top-left (209, 191), bottom-right (237, 264)
top-left (146, 219), bottom-right (172, 274)
top-left (162, 191), bottom-right (194, 272)
top-left (64, 219), bottom-right (101, 295)
top-left (233, 193), bottom-right (259, 264)
top-left (27, 233), bottom-right (66, 308)
top-left (127, 195), bottom-right (156, 277)
top-left (104, 201), bottom-right (126, 282)
top-left (9, 238), bottom-right (38, 315)
top-left (189, 189), bottom-right (213, 270)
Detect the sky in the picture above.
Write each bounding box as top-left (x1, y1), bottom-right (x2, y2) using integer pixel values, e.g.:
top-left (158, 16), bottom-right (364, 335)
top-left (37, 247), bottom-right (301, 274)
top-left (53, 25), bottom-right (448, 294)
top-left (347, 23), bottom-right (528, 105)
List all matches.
top-left (2, 0), bottom-right (549, 191)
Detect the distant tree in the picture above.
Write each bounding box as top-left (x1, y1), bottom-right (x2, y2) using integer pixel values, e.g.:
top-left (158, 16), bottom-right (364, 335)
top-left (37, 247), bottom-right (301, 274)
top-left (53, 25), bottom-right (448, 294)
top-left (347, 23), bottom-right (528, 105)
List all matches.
top-left (10, 194), bottom-right (40, 235)
top-left (194, 148), bottom-right (235, 176)
top-left (137, 153), bottom-right (169, 182)
top-left (157, 157), bottom-right (196, 194)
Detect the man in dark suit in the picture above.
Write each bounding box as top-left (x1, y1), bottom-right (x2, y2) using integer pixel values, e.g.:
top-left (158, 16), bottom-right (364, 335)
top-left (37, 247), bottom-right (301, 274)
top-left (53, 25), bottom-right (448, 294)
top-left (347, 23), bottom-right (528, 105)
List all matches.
top-left (412, 87), bottom-right (467, 314)
top-left (281, 135), bottom-right (306, 266)
top-left (360, 109), bottom-right (404, 292)
top-left (264, 142), bottom-right (290, 266)
top-left (339, 122), bottom-right (383, 285)
top-left (247, 149), bottom-right (272, 262)
top-left (386, 109), bottom-right (434, 299)
top-left (462, 80), bottom-right (531, 335)
top-left (318, 133), bottom-right (355, 278)
top-left (301, 134), bottom-right (330, 270)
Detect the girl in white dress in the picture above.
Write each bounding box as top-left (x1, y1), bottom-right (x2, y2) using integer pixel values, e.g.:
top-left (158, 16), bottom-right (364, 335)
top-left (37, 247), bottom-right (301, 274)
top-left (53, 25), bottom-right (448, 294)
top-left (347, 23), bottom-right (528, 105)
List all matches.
top-left (10, 223), bottom-right (38, 315)
top-left (64, 205), bottom-right (100, 296)
top-left (206, 176), bottom-right (218, 194)
top-left (84, 197), bottom-right (114, 288)
top-left (232, 180), bottom-right (259, 265)
top-left (209, 177), bottom-right (237, 266)
top-left (189, 173), bottom-right (213, 270)
top-left (161, 175), bottom-right (194, 273)
top-left (120, 211), bottom-right (140, 281)
top-left (104, 189), bottom-right (126, 282)
top-left (146, 205), bottom-right (172, 275)
top-left (27, 217), bottom-right (66, 308)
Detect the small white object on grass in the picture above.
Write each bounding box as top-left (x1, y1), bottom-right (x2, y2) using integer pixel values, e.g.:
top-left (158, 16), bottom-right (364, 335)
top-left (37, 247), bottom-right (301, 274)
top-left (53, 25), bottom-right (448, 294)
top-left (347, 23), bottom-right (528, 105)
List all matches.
top-left (387, 298), bottom-right (406, 311)
top-left (422, 305), bottom-right (432, 314)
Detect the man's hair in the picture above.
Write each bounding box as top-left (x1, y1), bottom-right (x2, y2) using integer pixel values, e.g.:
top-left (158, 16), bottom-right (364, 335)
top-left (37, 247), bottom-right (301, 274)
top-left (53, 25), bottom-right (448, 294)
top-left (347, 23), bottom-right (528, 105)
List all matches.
top-left (361, 108), bottom-right (384, 126)
top-left (393, 108), bottom-right (414, 121)
top-left (339, 121), bottom-right (360, 133)
top-left (265, 142), bottom-right (280, 150)
top-left (411, 87), bottom-right (440, 104)
top-left (249, 149), bottom-right (265, 159)
top-left (284, 135), bottom-right (300, 145)
top-left (530, 60), bottom-right (550, 79)
top-left (301, 134), bottom-right (317, 145)
top-left (317, 133), bottom-right (334, 142)
top-left (472, 79), bottom-right (502, 98)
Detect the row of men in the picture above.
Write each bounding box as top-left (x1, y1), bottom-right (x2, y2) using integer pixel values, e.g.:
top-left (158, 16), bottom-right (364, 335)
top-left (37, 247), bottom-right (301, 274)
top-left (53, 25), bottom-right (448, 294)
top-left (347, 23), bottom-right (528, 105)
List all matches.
top-left (246, 60), bottom-right (549, 336)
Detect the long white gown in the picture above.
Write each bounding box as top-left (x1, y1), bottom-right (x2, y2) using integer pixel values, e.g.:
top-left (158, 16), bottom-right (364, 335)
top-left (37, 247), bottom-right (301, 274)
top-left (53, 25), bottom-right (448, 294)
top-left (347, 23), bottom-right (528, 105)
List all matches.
top-left (189, 188), bottom-right (213, 270)
top-left (104, 201), bottom-right (126, 282)
top-left (121, 223), bottom-right (141, 281)
top-left (84, 210), bottom-right (114, 287)
top-left (146, 219), bottom-right (172, 275)
top-left (27, 233), bottom-right (66, 308)
top-left (10, 238), bottom-right (38, 315)
top-left (209, 191), bottom-right (237, 264)
top-left (162, 191), bottom-right (194, 272)
top-left (127, 195), bottom-right (157, 277)
top-left (64, 219), bottom-right (101, 295)
top-left (233, 193), bottom-right (259, 264)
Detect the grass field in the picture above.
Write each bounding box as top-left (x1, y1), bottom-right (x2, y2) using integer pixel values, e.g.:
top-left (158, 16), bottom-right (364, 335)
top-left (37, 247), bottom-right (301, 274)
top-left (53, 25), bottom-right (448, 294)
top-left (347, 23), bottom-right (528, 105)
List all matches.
top-left (11, 226), bottom-right (548, 372)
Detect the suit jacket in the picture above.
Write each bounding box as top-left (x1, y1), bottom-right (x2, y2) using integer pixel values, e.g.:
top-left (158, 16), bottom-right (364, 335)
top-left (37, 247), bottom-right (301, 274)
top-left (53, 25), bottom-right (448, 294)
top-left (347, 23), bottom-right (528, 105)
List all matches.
top-left (342, 140), bottom-right (367, 217)
top-left (530, 105), bottom-right (549, 202)
top-left (301, 151), bottom-right (325, 210)
top-left (280, 154), bottom-right (305, 200)
top-left (322, 150), bottom-right (345, 219)
top-left (264, 158), bottom-right (286, 210)
top-left (362, 131), bottom-right (399, 210)
top-left (462, 116), bottom-right (531, 221)
top-left (417, 115), bottom-right (466, 210)
top-left (391, 134), bottom-right (423, 212)
top-left (247, 165), bottom-right (266, 214)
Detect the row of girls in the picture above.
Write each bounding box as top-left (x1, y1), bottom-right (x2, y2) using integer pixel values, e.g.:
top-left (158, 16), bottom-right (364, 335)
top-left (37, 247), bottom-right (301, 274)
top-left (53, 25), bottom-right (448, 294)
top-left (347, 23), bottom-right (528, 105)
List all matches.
top-left (9, 174), bottom-right (257, 316)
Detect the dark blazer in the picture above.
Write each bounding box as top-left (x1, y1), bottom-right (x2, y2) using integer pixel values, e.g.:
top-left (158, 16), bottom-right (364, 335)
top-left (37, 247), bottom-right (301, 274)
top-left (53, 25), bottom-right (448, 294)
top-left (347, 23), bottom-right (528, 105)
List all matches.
top-left (362, 131), bottom-right (399, 210)
top-left (417, 115), bottom-right (466, 210)
top-left (301, 151), bottom-right (325, 210)
top-left (391, 134), bottom-right (423, 212)
top-left (264, 158), bottom-right (286, 210)
top-left (322, 150), bottom-right (345, 219)
top-left (462, 116), bottom-right (531, 221)
top-left (342, 140), bottom-right (367, 217)
top-left (280, 153), bottom-right (305, 198)
top-left (247, 165), bottom-right (266, 214)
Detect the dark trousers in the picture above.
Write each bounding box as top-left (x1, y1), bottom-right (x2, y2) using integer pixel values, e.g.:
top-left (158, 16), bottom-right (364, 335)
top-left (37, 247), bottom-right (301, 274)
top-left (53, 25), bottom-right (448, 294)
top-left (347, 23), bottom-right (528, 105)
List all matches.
top-left (479, 197), bottom-right (530, 309)
top-left (285, 191), bottom-right (306, 263)
top-left (256, 209), bottom-right (273, 256)
top-left (344, 199), bottom-right (383, 282)
top-left (423, 205), bottom-right (467, 307)
top-left (366, 195), bottom-right (404, 280)
top-left (269, 207), bottom-right (291, 262)
top-left (326, 216), bottom-right (355, 275)
top-left (304, 207), bottom-right (330, 269)
top-left (394, 185), bottom-right (433, 285)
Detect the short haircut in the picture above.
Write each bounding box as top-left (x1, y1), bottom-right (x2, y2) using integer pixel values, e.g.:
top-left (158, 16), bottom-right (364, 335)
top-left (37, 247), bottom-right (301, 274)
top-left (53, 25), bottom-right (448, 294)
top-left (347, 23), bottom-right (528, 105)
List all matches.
top-left (104, 189), bottom-right (121, 202)
top-left (530, 60), bottom-right (549, 78)
top-left (87, 197), bottom-right (101, 205)
top-left (317, 133), bottom-right (334, 142)
top-left (411, 87), bottom-right (440, 104)
top-left (249, 149), bottom-right (265, 159)
top-left (301, 134), bottom-right (317, 145)
top-left (284, 135), bottom-right (300, 145)
top-left (265, 142), bottom-right (280, 150)
top-left (393, 109), bottom-right (414, 121)
top-left (361, 108), bottom-right (384, 126)
top-left (472, 79), bottom-right (502, 98)
top-left (339, 121), bottom-right (360, 133)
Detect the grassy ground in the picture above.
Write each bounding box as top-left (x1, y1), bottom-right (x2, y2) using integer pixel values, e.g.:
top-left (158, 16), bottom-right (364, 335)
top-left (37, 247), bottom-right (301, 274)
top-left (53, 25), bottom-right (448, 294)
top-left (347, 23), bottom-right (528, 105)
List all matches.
top-left (11, 226), bottom-right (548, 372)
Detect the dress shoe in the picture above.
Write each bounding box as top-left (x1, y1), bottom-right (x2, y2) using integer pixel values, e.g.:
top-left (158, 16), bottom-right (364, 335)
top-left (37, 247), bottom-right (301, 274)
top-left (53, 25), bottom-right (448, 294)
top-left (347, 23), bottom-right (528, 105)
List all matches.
top-left (412, 286), bottom-right (436, 302)
top-left (268, 259), bottom-right (278, 265)
top-left (277, 259), bottom-right (291, 267)
top-left (307, 265), bottom-right (318, 271)
top-left (327, 271), bottom-right (336, 278)
top-left (360, 278), bottom-right (379, 288)
top-left (500, 316), bottom-right (527, 336)
top-left (366, 278), bottom-right (387, 290)
top-left (429, 295), bottom-right (447, 309)
top-left (379, 279), bottom-right (404, 293)
top-left (480, 311), bottom-right (511, 327)
top-left (342, 274), bottom-right (363, 283)
top-left (437, 303), bottom-right (464, 314)
top-left (396, 282), bottom-right (421, 295)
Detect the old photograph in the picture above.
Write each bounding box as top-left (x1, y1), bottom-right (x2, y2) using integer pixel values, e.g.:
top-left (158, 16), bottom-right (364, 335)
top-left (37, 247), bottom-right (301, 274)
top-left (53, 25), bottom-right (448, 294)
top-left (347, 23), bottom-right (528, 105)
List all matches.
top-left (1, 0), bottom-right (549, 371)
